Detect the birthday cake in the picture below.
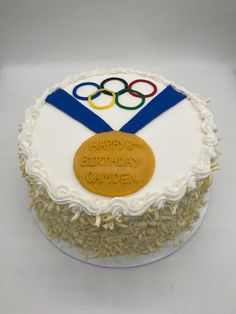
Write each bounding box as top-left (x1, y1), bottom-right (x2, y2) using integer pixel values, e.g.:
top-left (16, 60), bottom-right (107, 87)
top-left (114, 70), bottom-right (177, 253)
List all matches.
top-left (18, 68), bottom-right (219, 259)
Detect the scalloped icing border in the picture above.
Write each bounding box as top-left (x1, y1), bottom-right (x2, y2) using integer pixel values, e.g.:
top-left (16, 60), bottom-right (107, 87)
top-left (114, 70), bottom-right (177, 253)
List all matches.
top-left (18, 68), bottom-right (218, 216)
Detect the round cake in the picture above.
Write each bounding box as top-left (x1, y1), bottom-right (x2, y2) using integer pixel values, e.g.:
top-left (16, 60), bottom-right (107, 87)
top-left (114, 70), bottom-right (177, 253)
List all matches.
top-left (18, 68), bottom-right (219, 259)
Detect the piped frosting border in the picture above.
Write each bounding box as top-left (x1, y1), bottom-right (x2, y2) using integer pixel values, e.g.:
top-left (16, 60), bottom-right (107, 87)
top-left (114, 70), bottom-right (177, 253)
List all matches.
top-left (18, 68), bottom-right (218, 216)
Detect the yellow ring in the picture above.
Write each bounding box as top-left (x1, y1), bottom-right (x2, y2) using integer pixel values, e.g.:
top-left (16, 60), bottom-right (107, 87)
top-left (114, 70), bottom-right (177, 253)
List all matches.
top-left (88, 88), bottom-right (115, 110)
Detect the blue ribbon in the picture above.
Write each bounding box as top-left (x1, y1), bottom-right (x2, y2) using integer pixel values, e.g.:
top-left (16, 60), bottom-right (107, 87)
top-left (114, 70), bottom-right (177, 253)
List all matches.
top-left (120, 85), bottom-right (186, 133)
top-left (45, 89), bottom-right (113, 133)
top-left (45, 86), bottom-right (186, 134)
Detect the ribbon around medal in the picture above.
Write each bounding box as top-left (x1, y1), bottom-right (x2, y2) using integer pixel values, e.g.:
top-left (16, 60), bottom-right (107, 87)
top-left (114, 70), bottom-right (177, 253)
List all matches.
top-left (45, 79), bottom-right (187, 197)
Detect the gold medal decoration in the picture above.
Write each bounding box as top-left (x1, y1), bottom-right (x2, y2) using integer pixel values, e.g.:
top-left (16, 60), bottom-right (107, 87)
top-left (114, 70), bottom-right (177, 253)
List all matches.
top-left (46, 81), bottom-right (186, 198)
top-left (73, 131), bottom-right (155, 197)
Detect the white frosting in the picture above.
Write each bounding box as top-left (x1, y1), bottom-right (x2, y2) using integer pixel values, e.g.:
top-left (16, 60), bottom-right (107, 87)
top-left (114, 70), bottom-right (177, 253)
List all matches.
top-left (19, 68), bottom-right (218, 216)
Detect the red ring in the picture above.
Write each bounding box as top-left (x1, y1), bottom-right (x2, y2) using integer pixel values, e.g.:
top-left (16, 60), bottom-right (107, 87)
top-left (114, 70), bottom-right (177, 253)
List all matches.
top-left (128, 79), bottom-right (158, 98)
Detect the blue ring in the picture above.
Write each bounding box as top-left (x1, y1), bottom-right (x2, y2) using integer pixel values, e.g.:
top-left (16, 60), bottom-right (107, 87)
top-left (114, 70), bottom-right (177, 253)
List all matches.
top-left (72, 82), bottom-right (101, 101)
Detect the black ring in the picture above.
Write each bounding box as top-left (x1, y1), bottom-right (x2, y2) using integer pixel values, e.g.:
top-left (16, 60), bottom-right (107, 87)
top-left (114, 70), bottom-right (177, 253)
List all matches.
top-left (100, 77), bottom-right (129, 96)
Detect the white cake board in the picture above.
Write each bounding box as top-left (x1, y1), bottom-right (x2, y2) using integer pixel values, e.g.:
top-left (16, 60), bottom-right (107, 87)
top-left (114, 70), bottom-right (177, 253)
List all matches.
top-left (32, 198), bottom-right (209, 268)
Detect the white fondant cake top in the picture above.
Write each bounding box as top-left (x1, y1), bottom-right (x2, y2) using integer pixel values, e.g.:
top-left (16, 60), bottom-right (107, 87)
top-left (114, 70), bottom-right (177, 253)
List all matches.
top-left (19, 68), bottom-right (218, 216)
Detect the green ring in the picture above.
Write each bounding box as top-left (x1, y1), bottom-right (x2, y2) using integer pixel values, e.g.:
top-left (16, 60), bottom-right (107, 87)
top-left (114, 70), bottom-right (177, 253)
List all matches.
top-left (116, 88), bottom-right (145, 110)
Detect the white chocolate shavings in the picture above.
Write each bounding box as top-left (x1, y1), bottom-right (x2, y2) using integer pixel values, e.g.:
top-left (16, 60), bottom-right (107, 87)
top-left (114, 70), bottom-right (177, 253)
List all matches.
top-left (19, 152), bottom-right (215, 259)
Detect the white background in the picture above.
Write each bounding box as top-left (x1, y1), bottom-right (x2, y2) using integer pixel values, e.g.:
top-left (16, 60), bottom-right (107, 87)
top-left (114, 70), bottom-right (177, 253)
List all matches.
top-left (0, 0), bottom-right (236, 313)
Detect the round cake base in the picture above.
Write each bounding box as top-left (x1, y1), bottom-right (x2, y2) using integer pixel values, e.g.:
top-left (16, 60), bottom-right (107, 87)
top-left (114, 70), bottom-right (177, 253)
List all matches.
top-left (32, 200), bottom-right (209, 268)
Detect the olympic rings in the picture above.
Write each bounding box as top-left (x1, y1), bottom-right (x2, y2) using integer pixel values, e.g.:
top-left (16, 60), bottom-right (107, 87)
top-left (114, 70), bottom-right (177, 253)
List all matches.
top-left (116, 88), bottom-right (145, 110)
top-left (88, 88), bottom-right (116, 110)
top-left (128, 79), bottom-right (158, 98)
top-left (100, 77), bottom-right (129, 95)
top-left (73, 77), bottom-right (157, 110)
top-left (73, 82), bottom-right (101, 101)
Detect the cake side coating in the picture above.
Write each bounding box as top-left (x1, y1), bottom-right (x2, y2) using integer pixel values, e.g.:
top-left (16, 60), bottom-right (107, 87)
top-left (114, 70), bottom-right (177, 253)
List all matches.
top-left (19, 152), bottom-right (215, 258)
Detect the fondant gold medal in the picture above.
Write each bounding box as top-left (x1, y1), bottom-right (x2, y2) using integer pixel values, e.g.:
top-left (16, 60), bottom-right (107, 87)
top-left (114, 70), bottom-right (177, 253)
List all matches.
top-left (46, 80), bottom-right (186, 198)
top-left (73, 131), bottom-right (155, 197)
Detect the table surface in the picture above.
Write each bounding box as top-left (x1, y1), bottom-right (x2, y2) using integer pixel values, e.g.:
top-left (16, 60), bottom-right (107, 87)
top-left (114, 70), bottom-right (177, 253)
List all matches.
top-left (0, 1), bottom-right (236, 313)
